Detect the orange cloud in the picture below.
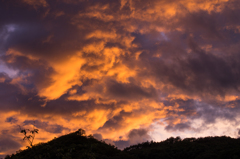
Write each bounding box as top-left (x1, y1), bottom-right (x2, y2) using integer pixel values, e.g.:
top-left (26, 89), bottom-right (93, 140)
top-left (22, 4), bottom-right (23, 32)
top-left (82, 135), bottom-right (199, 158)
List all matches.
top-left (39, 56), bottom-right (85, 100)
top-left (2, 0), bottom-right (240, 157)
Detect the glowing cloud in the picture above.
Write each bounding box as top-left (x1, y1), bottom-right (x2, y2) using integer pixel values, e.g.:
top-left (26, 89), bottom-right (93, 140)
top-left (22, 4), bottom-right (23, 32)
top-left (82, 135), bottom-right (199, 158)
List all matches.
top-left (1, 0), bottom-right (240, 157)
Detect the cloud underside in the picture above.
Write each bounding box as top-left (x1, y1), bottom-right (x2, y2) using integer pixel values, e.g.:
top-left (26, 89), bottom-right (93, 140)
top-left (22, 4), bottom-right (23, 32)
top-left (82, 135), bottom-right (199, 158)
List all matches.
top-left (1, 0), bottom-right (240, 155)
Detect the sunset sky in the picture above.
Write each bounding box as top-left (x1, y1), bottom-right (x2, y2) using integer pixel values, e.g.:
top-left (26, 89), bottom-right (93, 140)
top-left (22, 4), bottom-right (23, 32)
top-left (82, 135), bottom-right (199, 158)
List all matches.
top-left (1, 0), bottom-right (240, 157)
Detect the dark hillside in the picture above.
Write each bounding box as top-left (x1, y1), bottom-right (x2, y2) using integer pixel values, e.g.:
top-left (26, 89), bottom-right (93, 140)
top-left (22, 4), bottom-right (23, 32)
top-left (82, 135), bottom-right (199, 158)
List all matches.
top-left (5, 129), bottom-right (135, 159)
top-left (5, 130), bottom-right (240, 159)
top-left (124, 136), bottom-right (240, 159)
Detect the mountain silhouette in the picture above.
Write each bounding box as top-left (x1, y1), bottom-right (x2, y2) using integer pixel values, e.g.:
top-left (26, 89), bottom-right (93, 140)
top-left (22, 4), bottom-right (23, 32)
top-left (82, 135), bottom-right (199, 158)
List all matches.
top-left (5, 129), bottom-right (240, 159)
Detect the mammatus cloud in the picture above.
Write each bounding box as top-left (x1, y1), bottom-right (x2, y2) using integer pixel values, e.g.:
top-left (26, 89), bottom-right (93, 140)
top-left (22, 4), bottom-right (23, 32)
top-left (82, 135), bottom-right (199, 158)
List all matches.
top-left (1, 0), bottom-right (240, 157)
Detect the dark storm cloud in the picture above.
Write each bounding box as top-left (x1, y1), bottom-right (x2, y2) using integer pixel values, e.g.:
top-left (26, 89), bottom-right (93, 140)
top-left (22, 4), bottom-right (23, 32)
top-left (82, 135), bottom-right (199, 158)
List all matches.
top-left (163, 99), bottom-right (197, 131)
top-left (0, 0), bottom-right (98, 61)
top-left (105, 79), bottom-right (157, 100)
top-left (185, 48), bottom-right (240, 96)
top-left (0, 77), bottom-right (46, 112)
top-left (192, 100), bottom-right (240, 124)
top-left (3, 23), bottom-right (49, 52)
top-left (98, 111), bottom-right (132, 130)
top-left (23, 120), bottom-right (70, 133)
top-left (0, 0), bottom-right (42, 25)
top-left (1, 53), bottom-right (55, 89)
top-left (0, 78), bottom-right (81, 115)
top-left (0, 135), bottom-right (21, 154)
top-left (128, 128), bottom-right (151, 140)
top-left (114, 128), bottom-right (151, 149)
top-left (131, 32), bottom-right (160, 51)
top-left (131, 3), bottom-right (240, 99)
top-left (103, 128), bottom-right (152, 149)
top-left (162, 98), bottom-right (240, 132)
top-left (5, 117), bottom-right (18, 123)
top-left (165, 122), bottom-right (191, 131)
top-left (180, 11), bottom-right (222, 39)
top-left (0, 79), bottom-right (108, 117)
top-left (0, 72), bottom-right (11, 82)
top-left (137, 36), bottom-right (240, 98)
top-left (0, 80), bottom-right (29, 111)
top-left (164, 99), bottom-right (196, 116)
top-left (0, 75), bottom-right (133, 124)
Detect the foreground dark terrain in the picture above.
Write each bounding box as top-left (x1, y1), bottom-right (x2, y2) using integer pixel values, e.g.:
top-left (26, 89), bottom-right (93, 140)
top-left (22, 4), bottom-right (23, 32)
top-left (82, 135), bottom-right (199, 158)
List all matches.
top-left (5, 130), bottom-right (240, 159)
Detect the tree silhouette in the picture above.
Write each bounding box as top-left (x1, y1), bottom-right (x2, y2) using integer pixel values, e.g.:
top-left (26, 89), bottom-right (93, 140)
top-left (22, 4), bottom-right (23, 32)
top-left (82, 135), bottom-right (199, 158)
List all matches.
top-left (18, 125), bottom-right (39, 148)
top-left (76, 128), bottom-right (86, 136)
